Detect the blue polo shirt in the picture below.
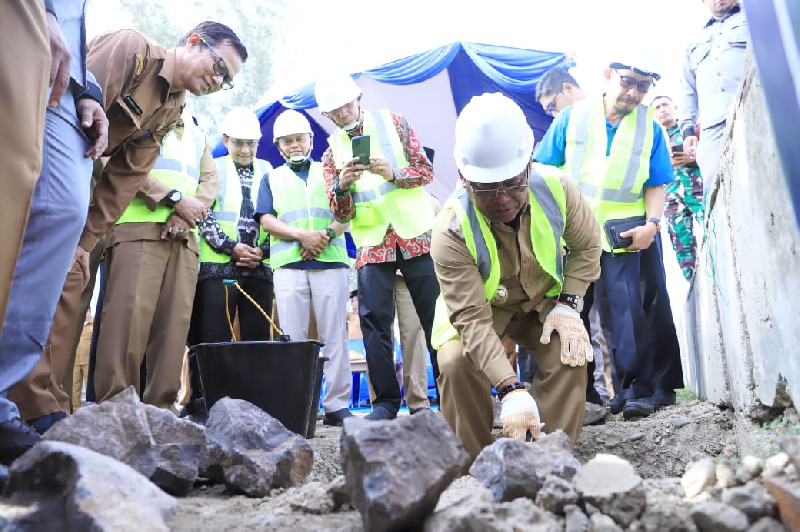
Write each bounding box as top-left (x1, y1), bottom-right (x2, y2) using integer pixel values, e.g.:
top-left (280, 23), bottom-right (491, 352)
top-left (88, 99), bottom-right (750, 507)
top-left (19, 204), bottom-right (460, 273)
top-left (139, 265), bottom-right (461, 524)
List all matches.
top-left (533, 104), bottom-right (674, 187)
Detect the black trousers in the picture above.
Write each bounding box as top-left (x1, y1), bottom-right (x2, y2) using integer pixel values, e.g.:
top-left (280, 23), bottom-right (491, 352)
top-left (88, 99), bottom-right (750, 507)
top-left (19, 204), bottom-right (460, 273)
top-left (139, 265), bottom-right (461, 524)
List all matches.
top-left (184, 276), bottom-right (274, 412)
top-left (358, 252), bottom-right (440, 413)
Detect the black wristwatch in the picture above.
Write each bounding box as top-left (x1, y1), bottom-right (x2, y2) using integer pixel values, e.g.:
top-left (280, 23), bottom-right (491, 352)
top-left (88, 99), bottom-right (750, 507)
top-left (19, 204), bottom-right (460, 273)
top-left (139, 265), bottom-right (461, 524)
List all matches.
top-left (325, 227), bottom-right (336, 240)
top-left (557, 293), bottom-right (584, 312)
top-left (163, 189), bottom-right (182, 208)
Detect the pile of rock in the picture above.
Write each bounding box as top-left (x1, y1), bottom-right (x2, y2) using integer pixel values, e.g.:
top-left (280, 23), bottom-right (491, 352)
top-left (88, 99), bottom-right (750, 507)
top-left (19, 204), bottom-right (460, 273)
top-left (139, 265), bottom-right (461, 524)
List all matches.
top-left (0, 388), bottom-right (315, 530)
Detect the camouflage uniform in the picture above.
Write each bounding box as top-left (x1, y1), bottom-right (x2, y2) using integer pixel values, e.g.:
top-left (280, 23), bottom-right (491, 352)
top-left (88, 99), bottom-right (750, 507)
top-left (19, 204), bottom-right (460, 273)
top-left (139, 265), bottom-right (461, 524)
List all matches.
top-left (665, 124), bottom-right (704, 280)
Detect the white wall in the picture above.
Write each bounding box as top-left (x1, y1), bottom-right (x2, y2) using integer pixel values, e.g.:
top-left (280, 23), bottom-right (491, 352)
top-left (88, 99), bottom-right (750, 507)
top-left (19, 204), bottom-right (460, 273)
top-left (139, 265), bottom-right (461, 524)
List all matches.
top-left (683, 53), bottom-right (800, 413)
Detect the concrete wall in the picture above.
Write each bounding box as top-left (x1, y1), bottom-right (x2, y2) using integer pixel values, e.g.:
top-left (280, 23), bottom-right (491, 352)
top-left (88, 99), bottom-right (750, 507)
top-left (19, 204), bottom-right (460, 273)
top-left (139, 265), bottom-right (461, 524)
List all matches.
top-left (683, 52), bottom-right (800, 414)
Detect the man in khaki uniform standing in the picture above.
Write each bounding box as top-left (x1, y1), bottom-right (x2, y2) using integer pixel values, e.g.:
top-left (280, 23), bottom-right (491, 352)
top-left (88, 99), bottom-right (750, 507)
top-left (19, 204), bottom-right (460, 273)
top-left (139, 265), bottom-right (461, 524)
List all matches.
top-left (430, 93), bottom-right (601, 459)
top-left (9, 21), bottom-right (248, 427)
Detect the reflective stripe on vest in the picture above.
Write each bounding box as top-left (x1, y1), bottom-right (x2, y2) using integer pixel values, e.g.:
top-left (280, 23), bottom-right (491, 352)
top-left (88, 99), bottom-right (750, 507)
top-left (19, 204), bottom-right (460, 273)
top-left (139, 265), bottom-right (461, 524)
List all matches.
top-left (431, 165), bottom-right (567, 350)
top-left (328, 110), bottom-right (434, 247)
top-left (563, 96), bottom-right (653, 252)
top-left (268, 162), bottom-right (349, 269)
top-left (116, 116), bottom-right (204, 225)
top-left (199, 156), bottom-right (271, 264)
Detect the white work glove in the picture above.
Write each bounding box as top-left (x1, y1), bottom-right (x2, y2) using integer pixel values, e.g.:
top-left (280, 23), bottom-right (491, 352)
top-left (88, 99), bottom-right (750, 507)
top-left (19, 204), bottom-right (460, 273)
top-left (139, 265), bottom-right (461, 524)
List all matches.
top-left (499, 389), bottom-right (542, 442)
top-left (540, 304), bottom-right (593, 367)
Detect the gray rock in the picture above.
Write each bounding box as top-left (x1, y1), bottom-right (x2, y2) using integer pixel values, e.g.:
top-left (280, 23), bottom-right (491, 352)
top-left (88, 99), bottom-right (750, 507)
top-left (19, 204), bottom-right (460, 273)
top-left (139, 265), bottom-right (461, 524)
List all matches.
top-left (341, 409), bottom-right (469, 532)
top-left (721, 483), bottom-right (777, 520)
top-left (327, 475), bottom-right (353, 510)
top-left (635, 505), bottom-right (698, 532)
top-left (748, 516), bottom-right (785, 532)
top-left (203, 397), bottom-right (313, 497)
top-left (584, 402), bottom-right (609, 425)
top-left (564, 504), bottom-right (589, 532)
top-left (681, 457), bottom-right (717, 499)
top-left (715, 460), bottom-right (738, 489)
top-left (143, 404), bottom-right (205, 495)
top-left (573, 454), bottom-right (646, 528)
top-left (425, 494), bottom-right (560, 532)
top-left (742, 455), bottom-right (764, 476)
top-left (734, 466), bottom-right (753, 485)
top-left (285, 481), bottom-right (335, 514)
top-left (779, 435), bottom-right (800, 471)
top-left (690, 501), bottom-right (749, 532)
top-left (762, 452), bottom-right (789, 477)
top-left (535, 474), bottom-right (579, 515)
top-left (672, 417), bottom-right (692, 429)
top-left (470, 430), bottom-right (581, 503)
top-left (42, 386), bottom-right (202, 495)
top-left (589, 512), bottom-right (623, 531)
top-left (4, 441), bottom-right (175, 531)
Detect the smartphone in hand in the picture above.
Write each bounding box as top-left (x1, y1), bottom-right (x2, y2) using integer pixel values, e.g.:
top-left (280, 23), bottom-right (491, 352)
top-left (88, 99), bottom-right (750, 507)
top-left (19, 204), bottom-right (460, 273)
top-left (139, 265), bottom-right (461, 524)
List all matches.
top-left (351, 135), bottom-right (370, 165)
top-left (671, 144), bottom-right (684, 153)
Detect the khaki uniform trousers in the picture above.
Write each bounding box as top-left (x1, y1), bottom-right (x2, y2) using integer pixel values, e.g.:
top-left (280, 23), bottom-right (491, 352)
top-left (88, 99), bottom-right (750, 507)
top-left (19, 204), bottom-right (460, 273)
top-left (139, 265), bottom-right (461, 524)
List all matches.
top-left (94, 234), bottom-right (198, 410)
top-left (0, 2), bottom-right (49, 337)
top-left (394, 275), bottom-right (430, 410)
top-left (437, 311), bottom-right (587, 459)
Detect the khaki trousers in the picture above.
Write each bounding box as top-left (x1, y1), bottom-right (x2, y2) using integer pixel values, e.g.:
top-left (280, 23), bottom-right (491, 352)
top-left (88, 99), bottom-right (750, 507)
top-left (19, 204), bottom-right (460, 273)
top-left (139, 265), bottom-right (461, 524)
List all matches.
top-left (394, 276), bottom-right (430, 410)
top-left (0, 2), bottom-right (49, 338)
top-left (437, 312), bottom-right (587, 459)
top-left (93, 236), bottom-right (198, 410)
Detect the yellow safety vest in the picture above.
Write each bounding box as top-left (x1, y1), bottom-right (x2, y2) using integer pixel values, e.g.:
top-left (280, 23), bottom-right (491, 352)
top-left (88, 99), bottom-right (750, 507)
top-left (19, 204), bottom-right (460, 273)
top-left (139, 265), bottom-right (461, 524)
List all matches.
top-left (199, 155), bottom-right (272, 264)
top-left (329, 109), bottom-right (434, 247)
top-left (562, 96), bottom-right (654, 252)
top-left (268, 162), bottom-right (348, 269)
top-left (431, 164), bottom-right (567, 350)
top-left (116, 115), bottom-right (204, 226)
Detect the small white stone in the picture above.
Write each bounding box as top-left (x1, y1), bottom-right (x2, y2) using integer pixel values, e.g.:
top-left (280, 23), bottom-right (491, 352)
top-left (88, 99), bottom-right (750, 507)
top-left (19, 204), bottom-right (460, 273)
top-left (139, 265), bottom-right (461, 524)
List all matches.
top-left (742, 455), bottom-right (764, 476)
top-left (763, 452), bottom-right (789, 477)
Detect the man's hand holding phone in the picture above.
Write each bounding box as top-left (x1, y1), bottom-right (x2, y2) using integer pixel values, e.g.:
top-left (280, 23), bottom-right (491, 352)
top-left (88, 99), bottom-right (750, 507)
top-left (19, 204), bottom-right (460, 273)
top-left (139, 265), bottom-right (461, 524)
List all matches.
top-left (338, 158), bottom-right (367, 191)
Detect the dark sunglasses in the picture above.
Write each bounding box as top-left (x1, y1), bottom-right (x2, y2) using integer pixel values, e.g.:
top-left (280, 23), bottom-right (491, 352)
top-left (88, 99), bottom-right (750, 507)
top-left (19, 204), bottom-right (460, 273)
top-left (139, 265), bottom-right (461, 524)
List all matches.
top-left (614, 70), bottom-right (653, 93)
top-left (200, 36), bottom-right (233, 90)
top-left (544, 90), bottom-right (563, 117)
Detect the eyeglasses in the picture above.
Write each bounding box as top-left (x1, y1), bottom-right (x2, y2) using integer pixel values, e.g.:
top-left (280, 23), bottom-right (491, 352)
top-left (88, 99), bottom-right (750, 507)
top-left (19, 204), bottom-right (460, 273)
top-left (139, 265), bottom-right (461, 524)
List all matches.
top-left (200, 36), bottom-right (234, 90)
top-left (614, 70), bottom-right (653, 93)
top-left (229, 139), bottom-right (258, 149)
top-left (543, 90), bottom-right (563, 117)
top-left (468, 167), bottom-right (529, 199)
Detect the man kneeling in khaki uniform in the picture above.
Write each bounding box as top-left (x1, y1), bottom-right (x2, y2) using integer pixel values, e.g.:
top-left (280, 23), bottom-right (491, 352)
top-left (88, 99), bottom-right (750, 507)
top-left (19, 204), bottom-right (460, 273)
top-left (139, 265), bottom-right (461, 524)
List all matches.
top-left (430, 93), bottom-right (601, 459)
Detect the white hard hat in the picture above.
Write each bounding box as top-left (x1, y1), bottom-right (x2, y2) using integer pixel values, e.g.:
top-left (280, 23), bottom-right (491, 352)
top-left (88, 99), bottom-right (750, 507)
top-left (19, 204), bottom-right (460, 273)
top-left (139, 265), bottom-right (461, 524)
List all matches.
top-left (454, 93), bottom-right (534, 184)
top-left (314, 73), bottom-right (362, 113)
top-left (609, 51), bottom-right (661, 80)
top-left (221, 106), bottom-right (262, 140)
top-left (272, 110), bottom-right (313, 143)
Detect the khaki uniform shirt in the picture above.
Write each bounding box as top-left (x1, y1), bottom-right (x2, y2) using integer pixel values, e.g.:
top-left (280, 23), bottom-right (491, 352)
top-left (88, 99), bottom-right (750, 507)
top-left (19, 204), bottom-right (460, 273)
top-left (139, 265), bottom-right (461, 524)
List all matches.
top-left (430, 173), bottom-right (601, 387)
top-left (81, 29), bottom-right (187, 250)
top-left (108, 124), bottom-right (219, 255)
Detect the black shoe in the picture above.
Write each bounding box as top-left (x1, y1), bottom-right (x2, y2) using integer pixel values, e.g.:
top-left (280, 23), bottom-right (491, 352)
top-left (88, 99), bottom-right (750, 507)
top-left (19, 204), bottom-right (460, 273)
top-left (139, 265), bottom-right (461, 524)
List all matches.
top-left (654, 390), bottom-right (677, 410)
top-left (623, 397), bottom-right (654, 420)
top-left (0, 418), bottom-right (40, 465)
top-left (28, 411), bottom-right (67, 435)
top-left (322, 408), bottom-right (354, 427)
top-left (364, 404), bottom-right (397, 421)
top-left (606, 395), bottom-right (626, 415)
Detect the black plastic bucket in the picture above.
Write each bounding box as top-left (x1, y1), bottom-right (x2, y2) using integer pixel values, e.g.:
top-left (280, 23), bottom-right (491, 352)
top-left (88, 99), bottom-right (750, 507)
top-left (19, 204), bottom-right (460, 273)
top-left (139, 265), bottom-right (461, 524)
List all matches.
top-left (305, 355), bottom-right (328, 439)
top-left (194, 340), bottom-right (323, 436)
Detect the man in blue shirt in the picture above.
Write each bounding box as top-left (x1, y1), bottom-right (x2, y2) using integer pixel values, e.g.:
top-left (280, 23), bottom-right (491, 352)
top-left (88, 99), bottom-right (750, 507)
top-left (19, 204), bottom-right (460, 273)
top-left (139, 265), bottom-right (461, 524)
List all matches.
top-left (534, 58), bottom-right (683, 420)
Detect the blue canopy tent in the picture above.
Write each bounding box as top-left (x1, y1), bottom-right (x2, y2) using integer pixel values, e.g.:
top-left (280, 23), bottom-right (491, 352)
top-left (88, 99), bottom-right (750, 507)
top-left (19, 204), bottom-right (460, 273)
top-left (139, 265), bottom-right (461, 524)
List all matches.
top-left (214, 41), bottom-right (569, 200)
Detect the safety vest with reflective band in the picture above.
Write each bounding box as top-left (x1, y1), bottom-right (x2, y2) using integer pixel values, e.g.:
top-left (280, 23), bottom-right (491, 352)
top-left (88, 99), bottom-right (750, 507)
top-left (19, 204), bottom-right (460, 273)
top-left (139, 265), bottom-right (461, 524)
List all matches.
top-left (562, 96), bottom-right (654, 252)
top-left (268, 162), bottom-right (348, 269)
top-left (116, 118), bottom-right (204, 225)
top-left (328, 109), bottom-right (434, 247)
top-left (199, 156), bottom-right (271, 264)
top-left (430, 164), bottom-right (567, 350)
